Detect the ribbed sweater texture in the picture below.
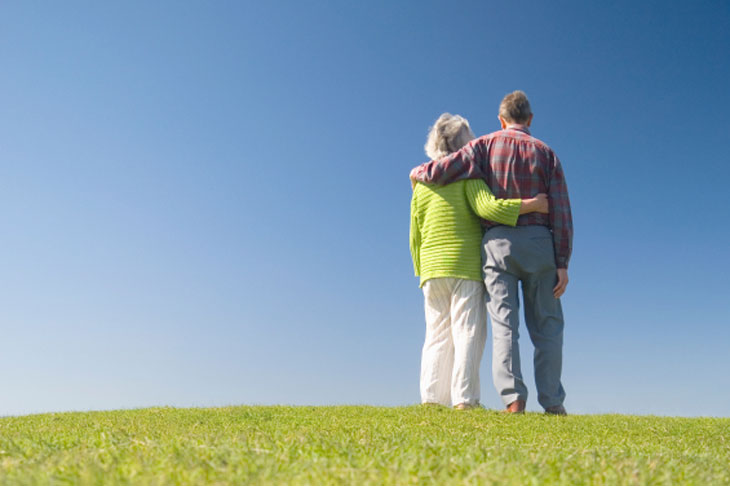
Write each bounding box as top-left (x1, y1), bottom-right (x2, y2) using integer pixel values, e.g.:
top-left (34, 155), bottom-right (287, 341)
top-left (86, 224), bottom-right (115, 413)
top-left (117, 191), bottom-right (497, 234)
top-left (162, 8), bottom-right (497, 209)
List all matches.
top-left (410, 179), bottom-right (521, 287)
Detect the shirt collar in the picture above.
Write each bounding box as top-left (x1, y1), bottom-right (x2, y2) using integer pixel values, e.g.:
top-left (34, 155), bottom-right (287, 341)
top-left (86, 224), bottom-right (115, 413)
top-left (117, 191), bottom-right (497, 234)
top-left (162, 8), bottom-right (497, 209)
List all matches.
top-left (505, 124), bottom-right (531, 135)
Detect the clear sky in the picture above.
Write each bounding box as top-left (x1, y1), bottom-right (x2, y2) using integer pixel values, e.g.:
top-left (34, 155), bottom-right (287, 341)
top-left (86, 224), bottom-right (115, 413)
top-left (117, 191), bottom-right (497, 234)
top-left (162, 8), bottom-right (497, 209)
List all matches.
top-left (2, 1), bottom-right (729, 417)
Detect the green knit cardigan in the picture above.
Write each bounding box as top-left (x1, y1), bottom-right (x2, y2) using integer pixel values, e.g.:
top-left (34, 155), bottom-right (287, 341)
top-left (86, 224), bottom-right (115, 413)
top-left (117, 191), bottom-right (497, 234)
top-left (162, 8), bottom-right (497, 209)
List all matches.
top-left (410, 179), bottom-right (521, 287)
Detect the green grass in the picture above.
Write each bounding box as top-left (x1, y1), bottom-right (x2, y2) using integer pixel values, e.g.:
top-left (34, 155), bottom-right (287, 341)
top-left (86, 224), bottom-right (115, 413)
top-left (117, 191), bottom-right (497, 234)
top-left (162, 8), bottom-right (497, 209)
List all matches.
top-left (1, 406), bottom-right (728, 485)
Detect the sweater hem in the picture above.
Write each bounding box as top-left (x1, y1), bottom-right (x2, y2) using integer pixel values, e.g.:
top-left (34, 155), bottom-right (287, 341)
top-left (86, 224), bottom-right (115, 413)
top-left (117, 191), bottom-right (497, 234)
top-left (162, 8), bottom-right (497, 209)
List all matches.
top-left (419, 273), bottom-right (483, 288)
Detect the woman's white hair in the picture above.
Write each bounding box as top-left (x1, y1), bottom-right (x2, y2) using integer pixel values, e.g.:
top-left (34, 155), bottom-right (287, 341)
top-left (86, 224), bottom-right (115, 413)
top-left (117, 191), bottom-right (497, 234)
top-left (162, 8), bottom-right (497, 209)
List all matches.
top-left (424, 113), bottom-right (476, 160)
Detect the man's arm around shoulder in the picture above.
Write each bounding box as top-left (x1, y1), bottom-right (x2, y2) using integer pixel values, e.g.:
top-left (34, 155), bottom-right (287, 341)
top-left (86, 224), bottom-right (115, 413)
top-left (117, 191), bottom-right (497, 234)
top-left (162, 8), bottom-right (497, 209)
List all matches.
top-left (409, 138), bottom-right (488, 186)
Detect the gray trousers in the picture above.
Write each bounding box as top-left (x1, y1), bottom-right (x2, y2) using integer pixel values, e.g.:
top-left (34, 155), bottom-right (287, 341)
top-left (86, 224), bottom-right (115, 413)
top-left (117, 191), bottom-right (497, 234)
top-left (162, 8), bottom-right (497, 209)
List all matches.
top-left (482, 225), bottom-right (566, 409)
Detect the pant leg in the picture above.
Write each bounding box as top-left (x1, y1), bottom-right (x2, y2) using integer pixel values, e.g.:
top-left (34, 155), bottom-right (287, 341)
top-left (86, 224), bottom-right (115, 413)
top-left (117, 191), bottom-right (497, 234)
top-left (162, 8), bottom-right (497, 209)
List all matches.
top-left (420, 278), bottom-right (455, 406)
top-left (483, 235), bottom-right (528, 406)
top-left (521, 242), bottom-right (566, 409)
top-left (449, 279), bottom-right (487, 406)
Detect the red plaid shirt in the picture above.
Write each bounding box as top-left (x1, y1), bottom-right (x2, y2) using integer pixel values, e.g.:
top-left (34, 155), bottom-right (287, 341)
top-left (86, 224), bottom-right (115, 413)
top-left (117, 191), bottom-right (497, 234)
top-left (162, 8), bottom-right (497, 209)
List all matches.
top-left (410, 125), bottom-right (573, 268)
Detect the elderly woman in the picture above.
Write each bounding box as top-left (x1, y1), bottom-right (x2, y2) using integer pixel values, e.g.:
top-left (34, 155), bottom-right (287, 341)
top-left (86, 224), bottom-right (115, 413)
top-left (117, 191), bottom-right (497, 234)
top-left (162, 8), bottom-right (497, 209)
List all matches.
top-left (410, 113), bottom-right (548, 409)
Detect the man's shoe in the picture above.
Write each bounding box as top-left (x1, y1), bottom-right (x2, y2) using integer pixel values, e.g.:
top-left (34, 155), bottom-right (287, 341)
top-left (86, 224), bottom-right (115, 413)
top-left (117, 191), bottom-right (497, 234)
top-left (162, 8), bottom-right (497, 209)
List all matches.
top-left (545, 405), bottom-right (567, 416)
top-left (503, 399), bottom-right (526, 414)
top-left (454, 402), bottom-right (479, 410)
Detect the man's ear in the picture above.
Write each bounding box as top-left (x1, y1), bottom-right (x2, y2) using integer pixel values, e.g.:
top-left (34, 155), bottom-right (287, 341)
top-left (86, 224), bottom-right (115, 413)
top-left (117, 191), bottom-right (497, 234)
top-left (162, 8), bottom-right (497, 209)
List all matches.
top-left (498, 115), bottom-right (508, 129)
top-left (526, 114), bottom-right (533, 127)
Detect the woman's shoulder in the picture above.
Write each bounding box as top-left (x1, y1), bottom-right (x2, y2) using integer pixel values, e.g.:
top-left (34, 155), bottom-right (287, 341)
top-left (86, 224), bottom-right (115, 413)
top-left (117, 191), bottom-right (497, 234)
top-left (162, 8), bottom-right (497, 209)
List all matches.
top-left (414, 180), bottom-right (470, 209)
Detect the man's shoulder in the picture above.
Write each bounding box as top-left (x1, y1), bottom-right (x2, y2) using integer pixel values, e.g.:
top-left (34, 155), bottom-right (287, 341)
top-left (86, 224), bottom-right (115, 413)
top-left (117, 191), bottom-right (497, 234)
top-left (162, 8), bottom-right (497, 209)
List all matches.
top-left (500, 129), bottom-right (553, 150)
top-left (521, 132), bottom-right (555, 155)
top-left (479, 130), bottom-right (504, 143)
top-left (527, 134), bottom-right (554, 153)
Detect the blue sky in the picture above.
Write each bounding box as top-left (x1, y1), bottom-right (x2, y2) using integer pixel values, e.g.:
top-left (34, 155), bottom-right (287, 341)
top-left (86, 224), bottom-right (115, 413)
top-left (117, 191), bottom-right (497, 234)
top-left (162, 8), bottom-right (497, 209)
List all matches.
top-left (1, 1), bottom-right (728, 417)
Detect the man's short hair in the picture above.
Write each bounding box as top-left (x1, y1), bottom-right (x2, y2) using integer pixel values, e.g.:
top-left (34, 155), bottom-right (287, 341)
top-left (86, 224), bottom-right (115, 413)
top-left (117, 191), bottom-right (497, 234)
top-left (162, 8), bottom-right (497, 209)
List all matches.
top-left (499, 90), bottom-right (532, 124)
top-left (424, 113), bottom-right (476, 160)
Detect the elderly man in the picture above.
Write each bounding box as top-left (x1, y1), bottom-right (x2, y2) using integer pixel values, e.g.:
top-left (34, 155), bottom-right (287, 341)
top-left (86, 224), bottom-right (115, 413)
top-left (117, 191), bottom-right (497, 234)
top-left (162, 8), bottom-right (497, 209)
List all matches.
top-left (410, 91), bottom-right (573, 415)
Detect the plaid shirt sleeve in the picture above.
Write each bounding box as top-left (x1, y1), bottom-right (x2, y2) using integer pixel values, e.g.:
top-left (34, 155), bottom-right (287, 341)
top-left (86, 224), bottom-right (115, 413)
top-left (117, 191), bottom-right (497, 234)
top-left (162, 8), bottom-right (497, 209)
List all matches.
top-left (409, 138), bottom-right (487, 185)
top-left (547, 152), bottom-right (573, 268)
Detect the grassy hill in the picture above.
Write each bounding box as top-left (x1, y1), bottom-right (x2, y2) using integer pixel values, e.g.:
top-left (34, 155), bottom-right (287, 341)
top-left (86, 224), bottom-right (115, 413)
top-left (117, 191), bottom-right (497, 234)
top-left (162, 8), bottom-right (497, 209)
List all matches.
top-left (1, 405), bottom-right (728, 485)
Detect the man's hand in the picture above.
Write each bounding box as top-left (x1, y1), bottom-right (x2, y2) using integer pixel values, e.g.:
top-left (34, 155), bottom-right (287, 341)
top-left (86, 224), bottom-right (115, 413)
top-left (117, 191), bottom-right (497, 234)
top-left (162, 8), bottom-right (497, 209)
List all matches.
top-left (553, 268), bottom-right (568, 299)
top-left (519, 193), bottom-right (549, 214)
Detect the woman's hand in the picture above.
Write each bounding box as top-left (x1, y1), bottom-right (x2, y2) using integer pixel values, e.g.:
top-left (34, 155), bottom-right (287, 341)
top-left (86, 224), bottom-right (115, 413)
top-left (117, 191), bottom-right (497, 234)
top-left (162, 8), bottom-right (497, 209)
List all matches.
top-left (519, 193), bottom-right (549, 214)
top-left (533, 193), bottom-right (549, 213)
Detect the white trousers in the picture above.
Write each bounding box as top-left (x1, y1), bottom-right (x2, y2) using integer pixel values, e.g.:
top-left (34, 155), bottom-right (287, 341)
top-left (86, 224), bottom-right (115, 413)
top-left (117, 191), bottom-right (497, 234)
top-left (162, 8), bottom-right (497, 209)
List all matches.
top-left (420, 278), bottom-right (487, 407)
